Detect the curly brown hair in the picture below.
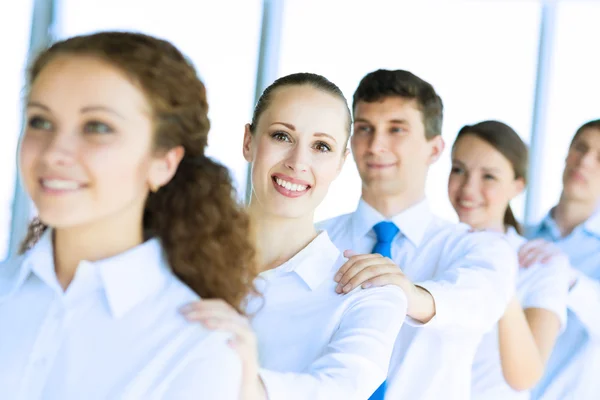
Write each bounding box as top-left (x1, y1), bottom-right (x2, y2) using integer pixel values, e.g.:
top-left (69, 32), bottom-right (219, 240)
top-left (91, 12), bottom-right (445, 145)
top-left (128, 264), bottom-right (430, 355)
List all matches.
top-left (19, 31), bottom-right (258, 314)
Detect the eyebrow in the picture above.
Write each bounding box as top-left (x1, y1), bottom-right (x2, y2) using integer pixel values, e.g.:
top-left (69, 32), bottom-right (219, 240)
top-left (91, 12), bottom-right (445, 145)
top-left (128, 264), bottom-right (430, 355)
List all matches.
top-left (26, 101), bottom-right (125, 119)
top-left (452, 159), bottom-right (501, 173)
top-left (353, 118), bottom-right (410, 125)
top-left (272, 122), bottom-right (338, 143)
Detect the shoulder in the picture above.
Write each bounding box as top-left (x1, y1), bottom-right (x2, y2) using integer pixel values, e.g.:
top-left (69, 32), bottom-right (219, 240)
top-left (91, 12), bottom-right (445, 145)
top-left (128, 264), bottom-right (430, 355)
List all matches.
top-left (315, 212), bottom-right (354, 232)
top-left (426, 216), bottom-right (513, 252)
top-left (0, 255), bottom-right (28, 299)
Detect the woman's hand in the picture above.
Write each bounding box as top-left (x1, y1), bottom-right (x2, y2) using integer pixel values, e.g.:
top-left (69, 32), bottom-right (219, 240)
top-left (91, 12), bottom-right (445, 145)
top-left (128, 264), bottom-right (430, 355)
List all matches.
top-left (180, 299), bottom-right (267, 400)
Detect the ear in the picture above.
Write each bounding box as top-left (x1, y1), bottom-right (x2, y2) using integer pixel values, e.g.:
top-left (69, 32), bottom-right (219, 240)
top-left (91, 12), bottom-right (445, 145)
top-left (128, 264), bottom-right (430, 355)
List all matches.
top-left (427, 135), bottom-right (445, 165)
top-left (336, 148), bottom-right (350, 175)
top-left (148, 145), bottom-right (185, 191)
top-left (510, 177), bottom-right (526, 200)
top-left (243, 123), bottom-right (254, 163)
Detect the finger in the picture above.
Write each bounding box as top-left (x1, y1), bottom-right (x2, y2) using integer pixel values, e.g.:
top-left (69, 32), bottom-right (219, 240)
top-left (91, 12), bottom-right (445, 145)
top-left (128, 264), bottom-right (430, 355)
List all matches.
top-left (341, 265), bottom-right (401, 293)
top-left (202, 317), bottom-right (254, 339)
top-left (521, 246), bottom-right (545, 267)
top-left (343, 249), bottom-right (359, 258)
top-left (334, 253), bottom-right (383, 282)
top-left (518, 239), bottom-right (545, 261)
top-left (336, 257), bottom-right (393, 289)
top-left (361, 274), bottom-right (407, 289)
top-left (180, 299), bottom-right (235, 315)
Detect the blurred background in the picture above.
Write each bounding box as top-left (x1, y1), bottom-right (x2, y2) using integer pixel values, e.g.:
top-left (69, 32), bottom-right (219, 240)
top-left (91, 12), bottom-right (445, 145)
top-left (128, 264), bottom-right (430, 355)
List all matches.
top-left (1, 0), bottom-right (599, 260)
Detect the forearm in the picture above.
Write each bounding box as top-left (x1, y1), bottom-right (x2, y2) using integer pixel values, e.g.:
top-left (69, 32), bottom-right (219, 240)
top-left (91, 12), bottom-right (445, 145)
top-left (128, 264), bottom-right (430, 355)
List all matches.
top-left (409, 285), bottom-right (436, 323)
top-left (497, 298), bottom-right (544, 391)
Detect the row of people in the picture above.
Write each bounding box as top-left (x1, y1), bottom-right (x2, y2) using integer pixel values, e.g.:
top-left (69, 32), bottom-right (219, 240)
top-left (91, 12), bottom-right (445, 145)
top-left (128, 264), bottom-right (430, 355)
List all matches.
top-left (0, 31), bottom-right (597, 399)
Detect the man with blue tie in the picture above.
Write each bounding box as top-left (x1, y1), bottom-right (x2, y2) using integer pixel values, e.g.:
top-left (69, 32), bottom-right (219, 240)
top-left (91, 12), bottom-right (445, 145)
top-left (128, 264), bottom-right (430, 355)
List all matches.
top-left (520, 119), bottom-right (600, 400)
top-left (318, 69), bottom-right (517, 400)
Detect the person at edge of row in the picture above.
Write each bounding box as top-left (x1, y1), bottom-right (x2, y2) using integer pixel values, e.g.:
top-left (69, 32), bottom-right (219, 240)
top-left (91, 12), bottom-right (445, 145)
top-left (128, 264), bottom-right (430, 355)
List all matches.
top-left (0, 32), bottom-right (258, 399)
top-left (181, 73), bottom-right (408, 400)
top-left (519, 119), bottom-right (600, 400)
top-left (316, 69), bottom-right (517, 400)
top-left (447, 120), bottom-right (570, 400)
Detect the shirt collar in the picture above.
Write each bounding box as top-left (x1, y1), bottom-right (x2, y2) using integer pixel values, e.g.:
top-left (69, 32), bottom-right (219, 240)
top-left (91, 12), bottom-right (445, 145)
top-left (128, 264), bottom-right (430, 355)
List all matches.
top-left (537, 207), bottom-right (600, 240)
top-left (260, 231), bottom-right (340, 291)
top-left (352, 198), bottom-right (432, 247)
top-left (12, 230), bottom-right (169, 319)
top-left (583, 209), bottom-right (600, 238)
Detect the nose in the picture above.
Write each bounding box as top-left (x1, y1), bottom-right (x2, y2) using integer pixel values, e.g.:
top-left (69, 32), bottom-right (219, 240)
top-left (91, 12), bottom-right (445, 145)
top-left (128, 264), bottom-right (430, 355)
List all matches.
top-left (461, 174), bottom-right (479, 195)
top-left (41, 131), bottom-right (77, 168)
top-left (367, 131), bottom-right (387, 154)
top-left (580, 150), bottom-right (597, 169)
top-left (284, 145), bottom-right (310, 173)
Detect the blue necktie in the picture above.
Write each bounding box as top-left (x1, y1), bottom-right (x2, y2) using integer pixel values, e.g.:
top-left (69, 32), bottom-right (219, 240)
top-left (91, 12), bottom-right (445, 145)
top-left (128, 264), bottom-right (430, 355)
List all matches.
top-left (369, 221), bottom-right (399, 400)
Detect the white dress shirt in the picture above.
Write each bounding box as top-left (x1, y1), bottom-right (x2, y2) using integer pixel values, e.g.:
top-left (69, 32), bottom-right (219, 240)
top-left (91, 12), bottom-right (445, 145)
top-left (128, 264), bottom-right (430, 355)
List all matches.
top-left (527, 210), bottom-right (600, 400)
top-left (471, 226), bottom-right (570, 400)
top-left (317, 199), bottom-right (517, 400)
top-left (248, 231), bottom-right (407, 400)
top-left (0, 231), bottom-right (241, 400)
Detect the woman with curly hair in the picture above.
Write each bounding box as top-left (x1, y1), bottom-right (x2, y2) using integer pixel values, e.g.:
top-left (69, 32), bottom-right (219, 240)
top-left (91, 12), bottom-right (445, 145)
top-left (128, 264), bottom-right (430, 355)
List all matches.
top-left (0, 31), bottom-right (257, 399)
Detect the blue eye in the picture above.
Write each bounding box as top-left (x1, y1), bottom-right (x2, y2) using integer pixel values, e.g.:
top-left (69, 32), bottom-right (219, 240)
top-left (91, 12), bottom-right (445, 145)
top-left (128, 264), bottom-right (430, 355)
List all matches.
top-left (83, 121), bottom-right (113, 134)
top-left (28, 116), bottom-right (53, 131)
top-left (483, 174), bottom-right (496, 181)
top-left (451, 166), bottom-right (463, 175)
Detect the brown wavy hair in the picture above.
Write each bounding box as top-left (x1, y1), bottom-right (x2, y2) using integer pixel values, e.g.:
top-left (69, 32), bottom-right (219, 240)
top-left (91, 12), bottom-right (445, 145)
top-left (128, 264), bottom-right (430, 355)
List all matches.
top-left (19, 31), bottom-right (258, 313)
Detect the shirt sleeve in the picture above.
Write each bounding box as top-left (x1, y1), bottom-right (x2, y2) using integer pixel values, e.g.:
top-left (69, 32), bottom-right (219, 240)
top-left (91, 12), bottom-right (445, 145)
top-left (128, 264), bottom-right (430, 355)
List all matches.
top-left (410, 231), bottom-right (517, 334)
top-left (520, 256), bottom-right (570, 331)
top-left (259, 286), bottom-right (407, 400)
top-left (568, 269), bottom-right (600, 339)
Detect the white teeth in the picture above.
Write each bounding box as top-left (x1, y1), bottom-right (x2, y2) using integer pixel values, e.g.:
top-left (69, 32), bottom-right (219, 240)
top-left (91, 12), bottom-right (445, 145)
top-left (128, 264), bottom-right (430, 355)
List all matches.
top-left (459, 200), bottom-right (477, 208)
top-left (274, 177), bottom-right (308, 192)
top-left (42, 179), bottom-right (80, 190)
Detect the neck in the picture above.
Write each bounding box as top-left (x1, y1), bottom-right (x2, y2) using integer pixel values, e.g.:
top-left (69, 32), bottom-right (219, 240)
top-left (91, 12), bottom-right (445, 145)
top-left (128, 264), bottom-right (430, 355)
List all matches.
top-left (248, 204), bottom-right (317, 273)
top-left (553, 194), bottom-right (597, 236)
top-left (362, 189), bottom-right (425, 219)
top-left (53, 210), bottom-right (144, 291)
top-left (470, 220), bottom-right (506, 234)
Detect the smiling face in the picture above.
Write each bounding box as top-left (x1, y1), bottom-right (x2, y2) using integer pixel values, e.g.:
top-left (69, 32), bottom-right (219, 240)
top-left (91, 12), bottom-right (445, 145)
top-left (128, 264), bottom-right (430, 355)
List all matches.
top-left (19, 55), bottom-right (181, 231)
top-left (448, 134), bottom-right (525, 231)
top-left (351, 96), bottom-right (444, 202)
top-left (243, 84), bottom-right (349, 220)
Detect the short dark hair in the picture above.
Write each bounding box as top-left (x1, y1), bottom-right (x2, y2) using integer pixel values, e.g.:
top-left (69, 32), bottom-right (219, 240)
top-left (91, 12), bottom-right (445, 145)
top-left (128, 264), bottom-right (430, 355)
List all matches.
top-left (352, 69), bottom-right (443, 139)
top-left (250, 72), bottom-right (351, 136)
top-left (571, 119), bottom-right (600, 146)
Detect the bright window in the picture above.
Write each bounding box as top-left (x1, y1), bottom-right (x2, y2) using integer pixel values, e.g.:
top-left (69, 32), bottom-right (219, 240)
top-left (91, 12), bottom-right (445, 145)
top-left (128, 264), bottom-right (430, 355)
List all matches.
top-left (533, 0), bottom-right (600, 222)
top-left (56, 0), bottom-right (262, 198)
top-left (0, 0), bottom-right (34, 259)
top-left (278, 0), bottom-right (541, 223)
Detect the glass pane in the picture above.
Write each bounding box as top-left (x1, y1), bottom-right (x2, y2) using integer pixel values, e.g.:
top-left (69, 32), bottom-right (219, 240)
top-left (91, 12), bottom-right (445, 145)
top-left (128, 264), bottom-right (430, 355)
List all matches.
top-left (534, 0), bottom-right (600, 222)
top-left (278, 0), bottom-right (541, 223)
top-left (55, 0), bottom-right (262, 198)
top-left (0, 0), bottom-right (34, 259)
